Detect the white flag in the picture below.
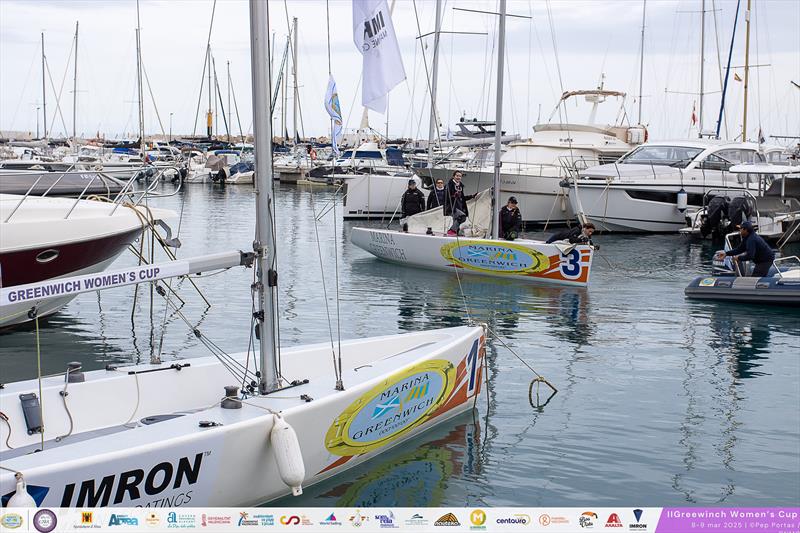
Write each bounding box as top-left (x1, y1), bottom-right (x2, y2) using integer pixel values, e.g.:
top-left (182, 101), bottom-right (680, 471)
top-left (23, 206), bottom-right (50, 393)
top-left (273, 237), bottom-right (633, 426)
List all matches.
top-left (324, 75), bottom-right (343, 156)
top-left (352, 0), bottom-right (406, 114)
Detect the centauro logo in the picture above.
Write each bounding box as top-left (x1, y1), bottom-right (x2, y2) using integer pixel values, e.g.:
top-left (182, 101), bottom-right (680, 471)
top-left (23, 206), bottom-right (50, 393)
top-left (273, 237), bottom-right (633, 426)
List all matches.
top-left (440, 241), bottom-right (549, 275)
top-left (325, 360), bottom-right (455, 456)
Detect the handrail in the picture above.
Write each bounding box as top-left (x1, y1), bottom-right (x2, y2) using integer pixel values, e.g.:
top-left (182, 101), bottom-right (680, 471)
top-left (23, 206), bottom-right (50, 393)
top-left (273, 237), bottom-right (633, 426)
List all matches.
top-left (3, 163), bottom-right (183, 222)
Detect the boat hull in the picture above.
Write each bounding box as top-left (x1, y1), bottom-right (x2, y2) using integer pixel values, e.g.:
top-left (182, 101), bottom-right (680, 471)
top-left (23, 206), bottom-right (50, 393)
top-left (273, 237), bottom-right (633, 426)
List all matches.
top-left (685, 275), bottom-right (800, 305)
top-left (351, 227), bottom-right (593, 286)
top-left (0, 327), bottom-right (485, 507)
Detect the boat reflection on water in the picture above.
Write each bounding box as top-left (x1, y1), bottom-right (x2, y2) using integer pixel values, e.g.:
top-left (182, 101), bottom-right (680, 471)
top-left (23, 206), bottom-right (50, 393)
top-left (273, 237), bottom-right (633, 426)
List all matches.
top-left (692, 302), bottom-right (800, 380)
top-left (348, 257), bottom-right (593, 348)
top-left (276, 413), bottom-right (483, 507)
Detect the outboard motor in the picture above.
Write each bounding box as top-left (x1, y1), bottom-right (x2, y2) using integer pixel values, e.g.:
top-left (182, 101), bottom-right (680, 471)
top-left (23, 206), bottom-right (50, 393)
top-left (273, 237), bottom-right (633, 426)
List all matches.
top-left (727, 196), bottom-right (753, 231)
top-left (701, 196), bottom-right (729, 238)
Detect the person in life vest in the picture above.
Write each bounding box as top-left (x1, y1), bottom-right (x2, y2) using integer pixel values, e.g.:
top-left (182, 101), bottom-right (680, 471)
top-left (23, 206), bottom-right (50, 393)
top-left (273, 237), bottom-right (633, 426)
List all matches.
top-left (715, 220), bottom-right (775, 277)
top-left (499, 196), bottom-right (522, 240)
top-left (400, 179), bottom-right (425, 219)
top-left (427, 178), bottom-right (446, 210)
top-left (444, 170), bottom-right (476, 236)
top-left (546, 222), bottom-right (596, 245)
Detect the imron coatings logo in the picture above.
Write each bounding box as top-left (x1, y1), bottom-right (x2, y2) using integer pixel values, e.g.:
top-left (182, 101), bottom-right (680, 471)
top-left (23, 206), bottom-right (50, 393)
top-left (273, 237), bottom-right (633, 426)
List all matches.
top-left (440, 241), bottom-right (549, 274)
top-left (325, 360), bottom-right (455, 456)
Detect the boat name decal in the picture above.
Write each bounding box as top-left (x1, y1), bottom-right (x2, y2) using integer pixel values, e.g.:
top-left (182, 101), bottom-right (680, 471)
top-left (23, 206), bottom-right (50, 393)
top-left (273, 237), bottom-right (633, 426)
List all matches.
top-left (440, 241), bottom-right (549, 274)
top-left (325, 360), bottom-right (456, 456)
top-left (59, 452), bottom-right (204, 507)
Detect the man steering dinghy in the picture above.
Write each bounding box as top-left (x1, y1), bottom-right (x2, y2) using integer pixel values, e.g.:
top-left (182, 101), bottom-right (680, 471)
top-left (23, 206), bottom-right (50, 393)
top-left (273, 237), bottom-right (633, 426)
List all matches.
top-left (715, 221), bottom-right (775, 277)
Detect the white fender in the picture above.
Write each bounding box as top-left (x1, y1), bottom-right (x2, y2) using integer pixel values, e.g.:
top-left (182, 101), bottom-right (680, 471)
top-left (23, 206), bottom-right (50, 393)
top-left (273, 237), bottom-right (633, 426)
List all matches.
top-left (677, 188), bottom-right (688, 212)
top-left (270, 414), bottom-right (305, 496)
top-left (7, 473), bottom-right (36, 507)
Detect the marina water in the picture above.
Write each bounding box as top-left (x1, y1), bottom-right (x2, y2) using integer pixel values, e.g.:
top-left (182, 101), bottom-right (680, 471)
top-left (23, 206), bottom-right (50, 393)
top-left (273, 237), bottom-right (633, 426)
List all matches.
top-left (1, 183), bottom-right (798, 506)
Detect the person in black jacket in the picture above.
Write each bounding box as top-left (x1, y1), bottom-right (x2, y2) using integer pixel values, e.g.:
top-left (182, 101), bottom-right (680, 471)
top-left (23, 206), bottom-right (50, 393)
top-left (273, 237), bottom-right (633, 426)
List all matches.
top-left (400, 179), bottom-right (425, 218)
top-left (546, 223), bottom-right (595, 245)
top-left (499, 197), bottom-right (522, 240)
top-left (443, 171), bottom-right (476, 236)
top-left (427, 178), bottom-right (446, 210)
top-left (716, 220), bottom-right (775, 277)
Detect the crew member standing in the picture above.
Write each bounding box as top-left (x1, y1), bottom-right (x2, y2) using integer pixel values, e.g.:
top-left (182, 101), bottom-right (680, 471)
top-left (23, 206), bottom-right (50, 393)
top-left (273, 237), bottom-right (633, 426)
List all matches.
top-left (400, 179), bottom-right (426, 218)
top-left (499, 197), bottom-right (522, 240)
top-left (444, 171), bottom-right (475, 236)
top-left (427, 178), bottom-right (446, 210)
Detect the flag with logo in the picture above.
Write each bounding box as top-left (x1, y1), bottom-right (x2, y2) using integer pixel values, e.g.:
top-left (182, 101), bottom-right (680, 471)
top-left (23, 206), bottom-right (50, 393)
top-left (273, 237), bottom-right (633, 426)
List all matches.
top-left (324, 75), bottom-right (343, 156)
top-left (352, 0), bottom-right (406, 114)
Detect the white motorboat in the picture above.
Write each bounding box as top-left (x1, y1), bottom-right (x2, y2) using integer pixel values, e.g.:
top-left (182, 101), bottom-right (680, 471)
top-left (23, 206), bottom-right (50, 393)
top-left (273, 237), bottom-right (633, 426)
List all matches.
top-left (416, 89), bottom-right (646, 226)
top-left (342, 174), bottom-right (422, 219)
top-left (0, 2), bottom-right (486, 509)
top-left (568, 140), bottom-right (775, 232)
top-left (307, 142), bottom-right (407, 184)
top-left (0, 194), bottom-right (175, 328)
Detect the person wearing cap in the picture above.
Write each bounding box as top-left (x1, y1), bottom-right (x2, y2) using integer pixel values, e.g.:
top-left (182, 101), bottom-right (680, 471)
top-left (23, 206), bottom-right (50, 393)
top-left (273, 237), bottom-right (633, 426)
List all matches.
top-left (716, 220), bottom-right (775, 277)
top-left (546, 223), bottom-right (596, 245)
top-left (400, 179), bottom-right (426, 219)
top-left (444, 170), bottom-right (476, 236)
top-left (499, 196), bottom-right (522, 240)
top-left (427, 178), bottom-right (446, 210)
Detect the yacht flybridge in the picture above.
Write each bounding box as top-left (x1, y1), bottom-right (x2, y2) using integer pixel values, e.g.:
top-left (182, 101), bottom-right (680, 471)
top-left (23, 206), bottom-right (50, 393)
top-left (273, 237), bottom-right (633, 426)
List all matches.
top-left (568, 140), bottom-right (775, 233)
top-left (416, 88), bottom-right (646, 226)
top-left (0, 1), bottom-right (486, 509)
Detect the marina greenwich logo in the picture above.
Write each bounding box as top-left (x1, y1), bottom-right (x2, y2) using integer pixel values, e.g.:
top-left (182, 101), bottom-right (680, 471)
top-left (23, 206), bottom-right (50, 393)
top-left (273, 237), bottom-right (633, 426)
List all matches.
top-left (325, 360), bottom-right (455, 456)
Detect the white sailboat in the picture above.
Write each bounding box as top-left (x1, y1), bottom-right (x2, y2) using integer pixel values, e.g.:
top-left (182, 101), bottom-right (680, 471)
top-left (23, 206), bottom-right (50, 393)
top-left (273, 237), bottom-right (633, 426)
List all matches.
top-left (351, 1), bottom-right (595, 287)
top-left (0, 1), bottom-right (485, 508)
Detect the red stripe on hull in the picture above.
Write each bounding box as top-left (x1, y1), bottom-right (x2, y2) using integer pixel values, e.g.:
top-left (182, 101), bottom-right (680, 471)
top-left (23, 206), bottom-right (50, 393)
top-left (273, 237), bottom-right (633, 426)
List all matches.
top-left (0, 227), bottom-right (142, 287)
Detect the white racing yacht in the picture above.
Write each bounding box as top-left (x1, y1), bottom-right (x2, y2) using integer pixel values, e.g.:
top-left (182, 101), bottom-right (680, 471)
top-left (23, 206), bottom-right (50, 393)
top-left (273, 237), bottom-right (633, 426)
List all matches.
top-left (568, 140), bottom-right (774, 232)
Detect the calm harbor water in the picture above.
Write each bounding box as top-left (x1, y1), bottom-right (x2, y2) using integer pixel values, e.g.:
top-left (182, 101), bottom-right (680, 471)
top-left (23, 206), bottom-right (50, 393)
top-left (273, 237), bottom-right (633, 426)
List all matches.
top-left (1, 183), bottom-right (798, 507)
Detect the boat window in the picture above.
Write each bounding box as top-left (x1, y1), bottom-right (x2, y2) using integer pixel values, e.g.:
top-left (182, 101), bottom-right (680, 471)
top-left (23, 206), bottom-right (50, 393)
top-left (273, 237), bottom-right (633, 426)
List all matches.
top-left (696, 153), bottom-right (733, 172)
top-left (618, 145), bottom-right (703, 168)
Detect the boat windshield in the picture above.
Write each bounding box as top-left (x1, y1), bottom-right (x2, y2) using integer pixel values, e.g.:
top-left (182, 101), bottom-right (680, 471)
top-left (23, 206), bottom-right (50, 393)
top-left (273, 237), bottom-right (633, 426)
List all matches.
top-left (619, 145), bottom-right (704, 168)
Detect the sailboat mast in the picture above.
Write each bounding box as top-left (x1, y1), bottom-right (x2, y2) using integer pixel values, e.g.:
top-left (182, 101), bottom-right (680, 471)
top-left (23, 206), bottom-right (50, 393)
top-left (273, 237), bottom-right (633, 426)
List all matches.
top-left (637, 0), bottom-right (646, 124)
top-left (135, 1), bottom-right (145, 156)
top-left (427, 0), bottom-right (443, 167)
top-left (248, 0), bottom-right (280, 394)
top-left (699, 0), bottom-right (706, 136)
top-left (73, 21), bottom-right (78, 150)
top-left (491, 0), bottom-right (506, 241)
top-left (41, 32), bottom-right (47, 140)
top-left (227, 60), bottom-right (232, 143)
top-left (741, 0), bottom-right (751, 141)
top-left (207, 45), bottom-right (213, 139)
top-left (292, 17), bottom-right (299, 142)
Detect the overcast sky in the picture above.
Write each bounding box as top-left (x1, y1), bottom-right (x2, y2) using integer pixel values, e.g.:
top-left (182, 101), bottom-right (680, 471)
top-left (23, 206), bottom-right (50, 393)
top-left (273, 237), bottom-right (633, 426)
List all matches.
top-left (1, 0), bottom-right (798, 144)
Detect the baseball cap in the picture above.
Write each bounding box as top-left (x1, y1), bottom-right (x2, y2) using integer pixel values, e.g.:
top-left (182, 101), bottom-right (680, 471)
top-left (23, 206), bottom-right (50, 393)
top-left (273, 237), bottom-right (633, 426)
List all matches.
top-left (737, 220), bottom-right (754, 231)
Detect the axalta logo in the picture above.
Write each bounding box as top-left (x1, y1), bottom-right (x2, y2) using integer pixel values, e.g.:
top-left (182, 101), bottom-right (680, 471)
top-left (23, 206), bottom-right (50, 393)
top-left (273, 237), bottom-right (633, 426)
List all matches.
top-left (59, 452), bottom-right (205, 506)
top-left (605, 513), bottom-right (623, 528)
